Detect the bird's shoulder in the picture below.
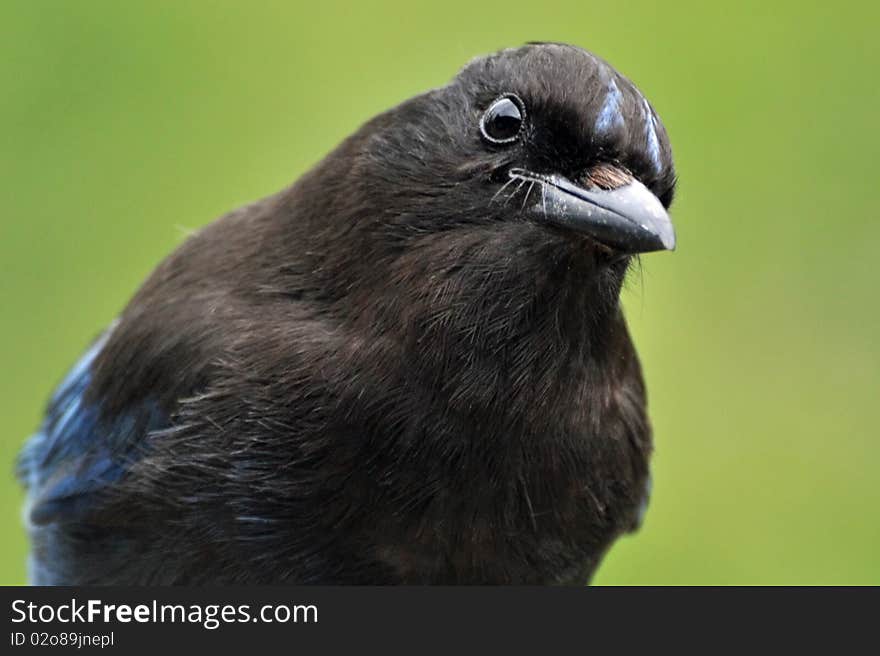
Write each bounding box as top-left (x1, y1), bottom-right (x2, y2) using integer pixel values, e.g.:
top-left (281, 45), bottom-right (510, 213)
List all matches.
top-left (18, 326), bottom-right (169, 526)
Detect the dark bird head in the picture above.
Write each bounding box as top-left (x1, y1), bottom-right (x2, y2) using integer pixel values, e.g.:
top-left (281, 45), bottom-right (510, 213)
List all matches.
top-left (296, 43), bottom-right (675, 267)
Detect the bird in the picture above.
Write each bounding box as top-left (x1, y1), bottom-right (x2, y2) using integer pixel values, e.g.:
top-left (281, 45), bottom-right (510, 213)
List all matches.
top-left (17, 42), bottom-right (676, 585)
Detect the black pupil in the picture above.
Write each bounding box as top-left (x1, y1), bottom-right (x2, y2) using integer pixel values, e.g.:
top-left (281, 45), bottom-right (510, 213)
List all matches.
top-left (485, 98), bottom-right (522, 141)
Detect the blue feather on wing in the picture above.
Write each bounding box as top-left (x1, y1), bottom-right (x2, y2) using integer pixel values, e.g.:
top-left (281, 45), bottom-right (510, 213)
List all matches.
top-left (18, 328), bottom-right (168, 526)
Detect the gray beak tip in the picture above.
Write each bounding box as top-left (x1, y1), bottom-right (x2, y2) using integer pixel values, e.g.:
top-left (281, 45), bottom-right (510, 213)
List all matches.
top-left (657, 223), bottom-right (676, 251)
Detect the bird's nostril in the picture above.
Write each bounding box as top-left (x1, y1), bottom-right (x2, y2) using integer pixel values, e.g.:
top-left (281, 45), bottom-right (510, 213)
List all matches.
top-left (583, 163), bottom-right (633, 191)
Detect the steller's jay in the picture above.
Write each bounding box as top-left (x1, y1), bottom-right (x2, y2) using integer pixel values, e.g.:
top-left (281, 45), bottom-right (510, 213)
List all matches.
top-left (18, 43), bottom-right (676, 584)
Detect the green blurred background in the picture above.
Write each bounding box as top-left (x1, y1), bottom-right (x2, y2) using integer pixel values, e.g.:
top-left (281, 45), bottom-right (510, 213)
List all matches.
top-left (1, 1), bottom-right (877, 585)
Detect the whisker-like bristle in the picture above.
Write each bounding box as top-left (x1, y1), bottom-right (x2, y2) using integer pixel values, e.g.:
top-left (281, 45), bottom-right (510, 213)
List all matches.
top-left (520, 181), bottom-right (536, 212)
top-left (504, 179), bottom-right (527, 206)
top-left (540, 183), bottom-right (548, 219)
top-left (489, 177), bottom-right (516, 205)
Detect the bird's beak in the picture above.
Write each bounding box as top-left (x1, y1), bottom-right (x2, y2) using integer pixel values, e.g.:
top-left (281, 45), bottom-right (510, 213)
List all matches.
top-left (514, 170), bottom-right (675, 253)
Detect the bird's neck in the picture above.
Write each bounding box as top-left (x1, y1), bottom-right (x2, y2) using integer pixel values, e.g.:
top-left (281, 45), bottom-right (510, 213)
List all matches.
top-left (322, 222), bottom-right (632, 431)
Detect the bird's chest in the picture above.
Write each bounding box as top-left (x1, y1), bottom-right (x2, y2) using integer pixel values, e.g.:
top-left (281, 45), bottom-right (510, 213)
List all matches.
top-left (366, 402), bottom-right (651, 584)
top-left (312, 313), bottom-right (651, 583)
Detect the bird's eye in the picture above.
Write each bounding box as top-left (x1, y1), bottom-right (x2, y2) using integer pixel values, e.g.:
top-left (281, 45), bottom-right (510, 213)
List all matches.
top-left (480, 95), bottom-right (525, 144)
